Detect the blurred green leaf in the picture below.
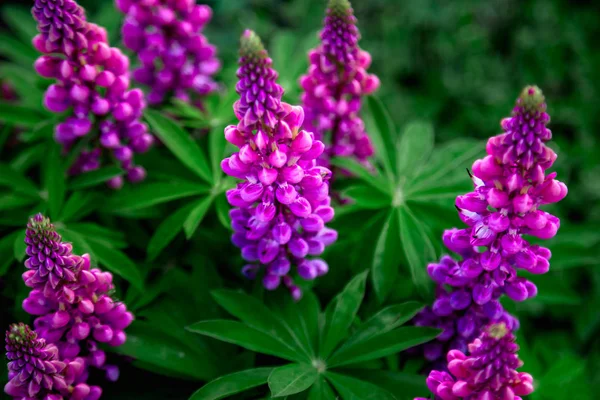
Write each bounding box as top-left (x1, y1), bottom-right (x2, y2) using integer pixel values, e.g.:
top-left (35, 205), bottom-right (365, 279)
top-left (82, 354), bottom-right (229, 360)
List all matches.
top-left (307, 377), bottom-right (336, 400)
top-left (43, 144), bottom-right (65, 219)
top-left (0, 231), bottom-right (19, 276)
top-left (145, 109), bottom-right (213, 183)
top-left (147, 201), bottom-right (197, 261)
top-left (0, 33), bottom-right (38, 66)
top-left (215, 193), bottom-right (232, 230)
top-left (365, 96), bottom-right (396, 178)
top-left (105, 182), bottom-right (208, 212)
top-left (83, 237), bottom-right (144, 290)
top-left (344, 184), bottom-right (391, 209)
top-left (398, 206), bottom-right (435, 293)
top-left (1, 6), bottom-right (38, 45)
top-left (183, 196), bottom-right (214, 238)
top-left (190, 367), bottom-right (273, 400)
top-left (13, 229), bottom-right (26, 262)
top-left (0, 163), bottom-right (39, 197)
top-left (395, 122), bottom-right (434, 178)
top-left (339, 369), bottom-right (428, 400)
top-left (68, 166), bottom-right (124, 190)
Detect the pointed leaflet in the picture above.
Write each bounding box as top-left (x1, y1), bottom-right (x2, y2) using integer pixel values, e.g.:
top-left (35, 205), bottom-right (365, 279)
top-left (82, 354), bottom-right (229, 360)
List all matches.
top-left (398, 205), bottom-right (436, 293)
top-left (187, 320), bottom-right (307, 363)
top-left (364, 95), bottom-right (397, 178)
top-left (147, 201), bottom-right (197, 261)
top-left (326, 371), bottom-right (396, 400)
top-left (68, 166), bottom-right (123, 190)
top-left (339, 302), bottom-right (424, 350)
top-left (320, 270), bottom-right (368, 358)
top-left (145, 109), bottom-right (212, 183)
top-left (268, 363), bottom-right (319, 397)
top-left (372, 209), bottom-right (401, 302)
top-left (0, 163), bottom-right (39, 197)
top-left (395, 122), bottom-right (434, 179)
top-left (343, 184), bottom-right (391, 209)
top-left (183, 196), bottom-right (214, 238)
top-left (339, 369), bottom-right (428, 400)
top-left (60, 192), bottom-right (101, 222)
top-left (210, 289), bottom-right (299, 349)
top-left (189, 368), bottom-right (273, 400)
top-left (327, 326), bottom-right (441, 367)
top-left (330, 157), bottom-right (390, 194)
top-left (307, 377), bottom-right (337, 400)
top-left (83, 238), bottom-right (145, 291)
top-left (104, 182), bottom-right (208, 212)
top-left (215, 193), bottom-right (232, 230)
top-left (115, 322), bottom-right (220, 381)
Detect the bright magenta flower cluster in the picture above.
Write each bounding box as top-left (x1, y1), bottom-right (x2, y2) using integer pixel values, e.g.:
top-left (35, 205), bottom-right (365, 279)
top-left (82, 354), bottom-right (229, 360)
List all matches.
top-left (3, 214), bottom-right (133, 399)
top-left (416, 323), bottom-right (534, 400)
top-left (300, 0), bottom-right (380, 166)
top-left (222, 31), bottom-right (337, 299)
top-left (116, 0), bottom-right (220, 106)
top-left (32, 0), bottom-right (153, 188)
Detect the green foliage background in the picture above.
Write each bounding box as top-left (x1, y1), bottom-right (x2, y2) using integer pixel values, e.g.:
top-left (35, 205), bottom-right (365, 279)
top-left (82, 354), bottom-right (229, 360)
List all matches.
top-left (1, 0), bottom-right (599, 399)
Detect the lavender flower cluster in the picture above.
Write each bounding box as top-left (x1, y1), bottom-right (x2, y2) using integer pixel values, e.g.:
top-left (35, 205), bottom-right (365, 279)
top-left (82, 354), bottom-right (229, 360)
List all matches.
top-left (116, 0), bottom-right (220, 106)
top-left (32, 0), bottom-right (153, 188)
top-left (415, 86), bottom-right (568, 363)
top-left (222, 30), bottom-right (337, 300)
top-left (415, 323), bottom-right (534, 400)
top-left (4, 214), bottom-right (133, 399)
top-left (300, 0), bottom-right (380, 166)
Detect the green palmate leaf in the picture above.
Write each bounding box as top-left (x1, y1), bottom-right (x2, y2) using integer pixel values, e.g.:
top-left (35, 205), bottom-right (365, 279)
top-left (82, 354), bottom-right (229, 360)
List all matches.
top-left (372, 209), bottom-right (401, 302)
top-left (340, 369), bottom-right (428, 400)
top-left (341, 302), bottom-right (424, 350)
top-left (183, 196), bottom-right (214, 238)
top-left (145, 109), bottom-right (212, 183)
top-left (10, 143), bottom-right (45, 172)
top-left (330, 157), bottom-right (390, 193)
top-left (43, 144), bottom-right (65, 219)
top-left (105, 182), bottom-right (208, 212)
top-left (68, 166), bottom-right (124, 190)
top-left (395, 122), bottom-right (434, 178)
top-left (321, 270), bottom-right (368, 359)
top-left (83, 238), bottom-right (144, 290)
top-left (328, 326), bottom-right (441, 367)
top-left (13, 230), bottom-right (26, 262)
top-left (211, 290), bottom-right (296, 346)
top-left (0, 33), bottom-right (38, 66)
top-left (187, 320), bottom-right (306, 363)
top-left (0, 163), bottom-right (39, 197)
top-left (325, 371), bottom-right (396, 400)
top-left (147, 201), bottom-right (197, 261)
top-left (0, 101), bottom-right (46, 127)
top-left (190, 368), bottom-right (273, 400)
top-left (208, 126), bottom-right (226, 183)
top-left (343, 184), bottom-right (391, 209)
top-left (268, 363), bottom-right (319, 397)
top-left (365, 96), bottom-right (396, 178)
top-left (115, 322), bottom-right (220, 381)
top-left (307, 377), bottom-right (337, 400)
top-left (58, 229), bottom-right (94, 257)
top-left (398, 206), bottom-right (436, 293)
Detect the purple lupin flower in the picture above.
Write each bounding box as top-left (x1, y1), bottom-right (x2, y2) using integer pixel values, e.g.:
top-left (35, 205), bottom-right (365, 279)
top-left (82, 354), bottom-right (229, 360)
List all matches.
top-left (222, 30), bottom-right (337, 300)
top-left (299, 0), bottom-right (380, 167)
top-left (4, 323), bottom-right (98, 400)
top-left (4, 323), bottom-right (67, 399)
top-left (32, 1), bottom-right (153, 188)
top-left (414, 86), bottom-right (567, 363)
top-left (20, 215), bottom-right (133, 397)
top-left (116, 0), bottom-right (220, 106)
top-left (415, 323), bottom-right (534, 400)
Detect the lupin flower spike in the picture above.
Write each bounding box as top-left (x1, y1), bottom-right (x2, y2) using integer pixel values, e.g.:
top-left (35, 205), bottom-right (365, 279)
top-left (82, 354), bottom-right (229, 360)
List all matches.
top-left (32, 0), bottom-right (154, 188)
top-left (415, 323), bottom-right (534, 400)
top-left (222, 30), bottom-right (338, 300)
top-left (116, 0), bottom-right (220, 106)
top-left (299, 0), bottom-right (380, 167)
top-left (414, 86), bottom-right (567, 363)
top-left (20, 214), bottom-right (134, 398)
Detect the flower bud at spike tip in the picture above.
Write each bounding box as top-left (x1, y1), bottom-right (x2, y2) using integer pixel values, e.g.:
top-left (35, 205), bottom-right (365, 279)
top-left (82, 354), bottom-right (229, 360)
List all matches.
top-left (221, 30), bottom-right (336, 299)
